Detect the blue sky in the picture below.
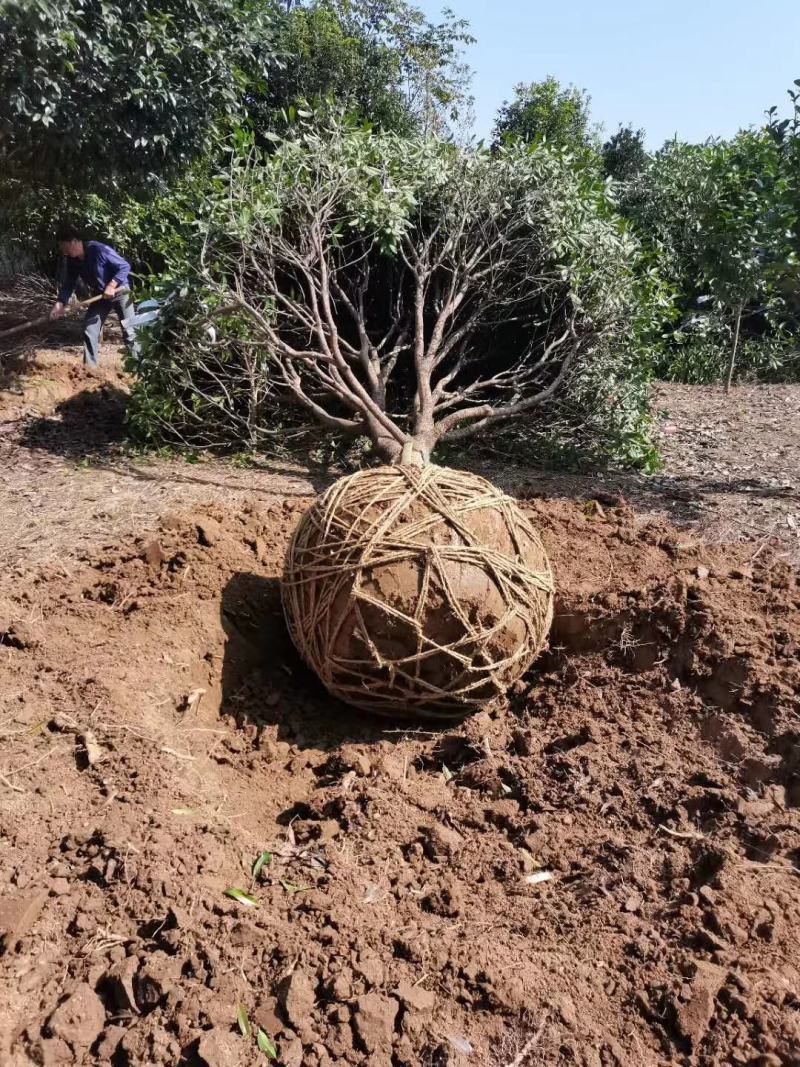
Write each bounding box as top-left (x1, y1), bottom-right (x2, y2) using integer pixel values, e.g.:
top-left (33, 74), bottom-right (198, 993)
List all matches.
top-left (416, 0), bottom-right (800, 147)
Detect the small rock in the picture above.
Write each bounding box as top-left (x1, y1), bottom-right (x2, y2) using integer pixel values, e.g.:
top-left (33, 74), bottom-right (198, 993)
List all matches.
top-left (46, 983), bottom-right (106, 1051)
top-left (354, 952), bottom-right (384, 989)
top-left (673, 961), bottom-right (725, 1048)
top-left (317, 819), bottom-right (341, 844)
top-left (623, 892), bottom-right (642, 914)
top-left (421, 823), bottom-right (463, 863)
top-left (375, 754), bottom-right (405, 780)
top-left (353, 754), bottom-right (372, 777)
top-left (740, 755), bottom-right (782, 788)
top-left (80, 729), bottom-right (104, 766)
top-left (0, 889), bottom-right (48, 953)
top-left (141, 539), bottom-right (166, 568)
top-left (196, 518), bottom-right (222, 547)
top-left (95, 1026), bottom-right (126, 1061)
top-left (49, 878), bottom-right (71, 897)
top-left (279, 969), bottom-right (316, 1032)
top-left (39, 1037), bottom-right (73, 1066)
top-left (280, 1037), bottom-right (304, 1067)
top-left (166, 904), bottom-right (190, 929)
top-left (253, 994), bottom-right (282, 1034)
top-left (197, 1029), bottom-right (244, 1067)
top-left (393, 980), bottom-right (435, 1013)
top-left (105, 955), bottom-right (139, 1014)
top-left (323, 972), bottom-right (352, 1001)
top-left (136, 952), bottom-right (180, 1010)
top-left (695, 565), bottom-right (710, 580)
top-left (352, 992), bottom-right (398, 1053)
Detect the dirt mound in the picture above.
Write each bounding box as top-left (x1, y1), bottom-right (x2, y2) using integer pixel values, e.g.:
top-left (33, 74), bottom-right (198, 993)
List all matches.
top-left (0, 349), bottom-right (127, 424)
top-left (1, 495), bottom-right (798, 1066)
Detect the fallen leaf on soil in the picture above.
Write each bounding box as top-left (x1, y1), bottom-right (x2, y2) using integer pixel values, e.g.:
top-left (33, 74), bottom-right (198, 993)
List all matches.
top-left (256, 1029), bottom-right (278, 1059)
top-left (224, 888), bottom-right (259, 907)
top-left (252, 850), bottom-right (271, 879)
top-left (280, 880), bottom-right (310, 895)
top-left (236, 1004), bottom-right (251, 1037)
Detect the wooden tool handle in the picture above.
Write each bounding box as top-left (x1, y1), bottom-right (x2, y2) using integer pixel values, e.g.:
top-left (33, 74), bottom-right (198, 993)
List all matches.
top-left (0, 287), bottom-right (131, 341)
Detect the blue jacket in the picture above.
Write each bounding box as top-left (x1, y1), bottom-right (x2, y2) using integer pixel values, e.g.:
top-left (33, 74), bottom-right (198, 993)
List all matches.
top-left (58, 240), bottom-right (131, 304)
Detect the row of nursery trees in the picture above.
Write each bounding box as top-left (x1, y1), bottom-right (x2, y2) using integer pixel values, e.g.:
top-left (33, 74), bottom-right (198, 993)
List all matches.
top-left (1, 0), bottom-right (799, 470)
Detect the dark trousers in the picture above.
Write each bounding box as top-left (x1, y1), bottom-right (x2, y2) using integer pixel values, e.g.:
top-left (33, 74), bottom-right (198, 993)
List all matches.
top-left (83, 292), bottom-right (139, 367)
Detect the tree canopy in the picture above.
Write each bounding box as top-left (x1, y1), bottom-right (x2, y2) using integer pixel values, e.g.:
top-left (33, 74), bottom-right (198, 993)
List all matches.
top-left (602, 125), bottom-right (648, 180)
top-left (0, 0), bottom-right (277, 189)
top-left (132, 119), bottom-right (652, 462)
top-left (492, 76), bottom-right (595, 151)
top-left (256, 0), bottom-right (474, 138)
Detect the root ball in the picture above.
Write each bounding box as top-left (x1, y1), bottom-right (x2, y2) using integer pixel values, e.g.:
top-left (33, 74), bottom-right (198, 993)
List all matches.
top-left (281, 464), bottom-right (554, 718)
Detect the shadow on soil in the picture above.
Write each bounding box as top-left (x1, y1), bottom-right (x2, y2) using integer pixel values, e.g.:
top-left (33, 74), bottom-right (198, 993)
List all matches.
top-left (18, 384), bottom-right (129, 457)
top-left (219, 571), bottom-right (412, 753)
top-left (15, 385), bottom-right (336, 496)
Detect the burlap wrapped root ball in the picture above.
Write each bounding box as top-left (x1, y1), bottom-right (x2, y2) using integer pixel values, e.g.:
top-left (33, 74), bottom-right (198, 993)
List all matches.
top-left (281, 464), bottom-right (554, 719)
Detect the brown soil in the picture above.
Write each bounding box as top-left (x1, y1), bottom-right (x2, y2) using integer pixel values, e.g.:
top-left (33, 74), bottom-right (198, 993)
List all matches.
top-left (1, 347), bottom-right (799, 1066)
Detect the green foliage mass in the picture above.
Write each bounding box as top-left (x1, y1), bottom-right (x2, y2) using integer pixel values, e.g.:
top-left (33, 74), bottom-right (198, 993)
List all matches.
top-left (0, 0), bottom-right (276, 189)
top-left (129, 119), bottom-right (661, 469)
top-left (253, 0), bottom-right (474, 139)
top-left (602, 125), bottom-right (648, 181)
top-left (2, 0), bottom-right (798, 468)
top-left (492, 76), bottom-right (597, 152)
top-left (619, 120), bottom-right (800, 384)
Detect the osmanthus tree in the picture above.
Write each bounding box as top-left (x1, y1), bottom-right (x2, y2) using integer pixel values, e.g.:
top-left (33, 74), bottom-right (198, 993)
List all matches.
top-left (0, 0), bottom-right (276, 189)
top-left (177, 121), bottom-right (647, 463)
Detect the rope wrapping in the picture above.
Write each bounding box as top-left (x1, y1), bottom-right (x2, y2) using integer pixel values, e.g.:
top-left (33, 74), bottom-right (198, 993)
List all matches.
top-left (281, 464), bottom-right (554, 719)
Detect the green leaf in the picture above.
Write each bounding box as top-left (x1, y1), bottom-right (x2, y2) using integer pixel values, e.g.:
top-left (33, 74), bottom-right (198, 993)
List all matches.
top-left (236, 1004), bottom-right (251, 1037)
top-left (256, 1029), bottom-right (278, 1059)
top-left (280, 879), bottom-right (310, 895)
top-left (225, 887), bottom-right (259, 907)
top-left (252, 850), bottom-right (271, 879)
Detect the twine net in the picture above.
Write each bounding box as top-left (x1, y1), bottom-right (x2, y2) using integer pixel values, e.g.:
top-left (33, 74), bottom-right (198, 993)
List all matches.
top-left (281, 463), bottom-right (554, 719)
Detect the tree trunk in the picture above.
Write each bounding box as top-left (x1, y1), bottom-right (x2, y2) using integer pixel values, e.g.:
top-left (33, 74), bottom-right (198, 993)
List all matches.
top-left (724, 304), bottom-right (743, 394)
top-left (373, 433), bottom-right (434, 466)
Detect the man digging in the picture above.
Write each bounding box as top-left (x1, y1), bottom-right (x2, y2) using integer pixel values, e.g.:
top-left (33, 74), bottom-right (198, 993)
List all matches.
top-left (49, 227), bottom-right (139, 367)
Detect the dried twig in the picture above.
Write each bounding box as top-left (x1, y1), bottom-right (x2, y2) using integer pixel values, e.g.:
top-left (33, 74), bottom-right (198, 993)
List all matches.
top-left (504, 1014), bottom-right (549, 1067)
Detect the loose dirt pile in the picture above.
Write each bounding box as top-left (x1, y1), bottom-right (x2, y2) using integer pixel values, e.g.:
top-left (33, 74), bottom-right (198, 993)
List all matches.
top-left (1, 492), bottom-right (798, 1067)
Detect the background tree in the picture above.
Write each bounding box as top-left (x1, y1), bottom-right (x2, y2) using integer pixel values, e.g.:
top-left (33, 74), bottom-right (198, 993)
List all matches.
top-left (624, 131), bottom-right (796, 386)
top-left (602, 125), bottom-right (648, 180)
top-left (766, 80), bottom-right (800, 340)
top-left (0, 0), bottom-right (277, 190)
top-left (253, 0), bottom-right (474, 139)
top-left (492, 76), bottom-right (596, 151)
